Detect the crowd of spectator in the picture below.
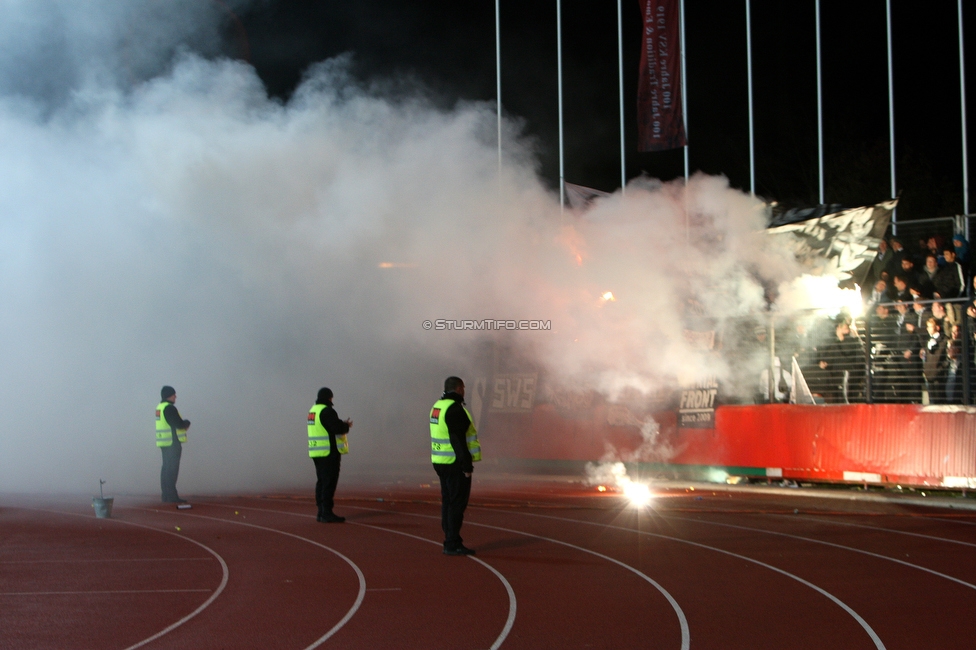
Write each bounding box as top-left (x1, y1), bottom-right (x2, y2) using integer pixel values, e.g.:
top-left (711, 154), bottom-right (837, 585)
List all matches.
top-left (728, 232), bottom-right (975, 406)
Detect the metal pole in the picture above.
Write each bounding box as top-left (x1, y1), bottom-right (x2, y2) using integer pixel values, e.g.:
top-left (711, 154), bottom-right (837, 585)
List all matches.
top-left (618, 0), bottom-right (626, 194)
top-left (496, 0), bottom-right (502, 180)
top-left (816, 0), bottom-right (824, 205)
top-left (557, 0), bottom-right (565, 213)
top-left (963, 302), bottom-right (972, 405)
top-left (886, 0), bottom-right (897, 233)
top-left (864, 314), bottom-right (873, 404)
top-left (746, 0), bottom-right (755, 196)
top-left (681, 0), bottom-right (689, 182)
top-left (960, 0), bottom-right (969, 216)
top-left (768, 315), bottom-right (776, 404)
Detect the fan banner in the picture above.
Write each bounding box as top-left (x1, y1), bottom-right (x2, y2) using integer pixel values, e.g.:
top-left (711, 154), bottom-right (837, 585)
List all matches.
top-left (637, 0), bottom-right (686, 152)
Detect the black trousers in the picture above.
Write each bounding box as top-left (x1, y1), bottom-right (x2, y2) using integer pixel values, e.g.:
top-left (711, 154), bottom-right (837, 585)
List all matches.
top-left (434, 464), bottom-right (472, 550)
top-left (313, 454), bottom-right (342, 517)
top-left (160, 443), bottom-right (182, 502)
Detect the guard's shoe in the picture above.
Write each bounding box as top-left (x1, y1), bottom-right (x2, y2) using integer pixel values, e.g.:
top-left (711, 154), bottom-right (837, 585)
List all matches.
top-left (319, 514), bottom-right (345, 523)
top-left (443, 545), bottom-right (476, 556)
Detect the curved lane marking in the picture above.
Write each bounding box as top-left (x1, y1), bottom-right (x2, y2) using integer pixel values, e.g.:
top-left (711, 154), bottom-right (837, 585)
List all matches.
top-left (198, 501), bottom-right (517, 650)
top-left (472, 505), bottom-right (883, 650)
top-left (354, 522), bottom-right (517, 650)
top-left (20, 506), bottom-right (230, 650)
top-left (664, 514), bottom-right (976, 594)
top-left (346, 505), bottom-right (692, 650)
top-left (145, 508), bottom-right (367, 650)
top-left (929, 516), bottom-right (976, 527)
top-left (787, 515), bottom-right (976, 549)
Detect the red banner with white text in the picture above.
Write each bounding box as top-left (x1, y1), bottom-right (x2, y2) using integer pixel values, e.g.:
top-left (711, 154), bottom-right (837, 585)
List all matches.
top-left (637, 0), bottom-right (686, 152)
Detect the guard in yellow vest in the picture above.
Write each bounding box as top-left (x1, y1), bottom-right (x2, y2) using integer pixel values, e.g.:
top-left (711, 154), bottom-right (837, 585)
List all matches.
top-left (308, 387), bottom-right (352, 523)
top-left (155, 385), bottom-right (191, 506)
top-left (430, 376), bottom-right (481, 555)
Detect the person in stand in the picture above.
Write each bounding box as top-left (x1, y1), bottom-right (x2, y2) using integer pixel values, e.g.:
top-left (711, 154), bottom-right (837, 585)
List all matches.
top-left (868, 303), bottom-right (899, 402)
top-left (817, 317), bottom-right (864, 403)
top-left (155, 385), bottom-right (191, 506)
top-left (920, 318), bottom-right (949, 404)
top-left (934, 247), bottom-right (965, 300)
top-left (308, 387), bottom-right (352, 523)
top-left (430, 376), bottom-right (482, 556)
top-left (945, 324), bottom-right (964, 404)
top-left (870, 238), bottom-right (892, 285)
top-left (886, 237), bottom-right (908, 279)
top-left (888, 275), bottom-right (913, 303)
top-left (952, 234), bottom-right (971, 277)
top-left (920, 254), bottom-right (940, 297)
top-left (866, 280), bottom-right (887, 310)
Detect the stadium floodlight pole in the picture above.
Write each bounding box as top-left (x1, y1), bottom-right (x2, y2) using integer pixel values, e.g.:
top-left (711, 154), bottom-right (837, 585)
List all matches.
top-left (681, 0), bottom-right (689, 182)
top-left (618, 0), bottom-right (626, 195)
top-left (816, 0), bottom-right (824, 205)
top-left (557, 0), bottom-right (565, 213)
top-left (960, 0), bottom-right (970, 218)
top-left (887, 0), bottom-right (897, 234)
top-left (746, 0), bottom-right (755, 196)
top-left (496, 0), bottom-right (502, 181)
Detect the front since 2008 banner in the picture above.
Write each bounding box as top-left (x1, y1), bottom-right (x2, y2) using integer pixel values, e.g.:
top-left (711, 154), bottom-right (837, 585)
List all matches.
top-left (637, 0), bottom-right (686, 152)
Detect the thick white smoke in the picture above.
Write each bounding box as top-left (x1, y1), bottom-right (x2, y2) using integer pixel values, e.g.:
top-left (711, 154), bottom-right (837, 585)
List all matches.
top-left (0, 2), bottom-right (805, 495)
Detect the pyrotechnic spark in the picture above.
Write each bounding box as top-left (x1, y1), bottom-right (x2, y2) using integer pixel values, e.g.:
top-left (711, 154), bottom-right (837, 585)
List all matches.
top-left (622, 480), bottom-right (651, 507)
top-left (585, 461), bottom-right (653, 507)
top-left (601, 291), bottom-right (615, 302)
top-left (781, 274), bottom-right (864, 317)
top-left (377, 262), bottom-right (418, 268)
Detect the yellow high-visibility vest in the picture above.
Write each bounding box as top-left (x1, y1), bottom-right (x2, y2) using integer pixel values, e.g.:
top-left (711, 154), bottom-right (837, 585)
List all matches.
top-left (307, 404), bottom-right (349, 458)
top-left (429, 398), bottom-right (482, 464)
top-left (155, 401), bottom-right (187, 447)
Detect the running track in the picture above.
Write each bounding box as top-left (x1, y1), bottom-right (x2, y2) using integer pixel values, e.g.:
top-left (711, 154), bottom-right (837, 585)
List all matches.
top-left (3, 479), bottom-right (976, 649)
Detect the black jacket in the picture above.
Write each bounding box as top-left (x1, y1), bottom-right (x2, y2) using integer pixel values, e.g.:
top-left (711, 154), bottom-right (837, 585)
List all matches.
top-left (441, 391), bottom-right (474, 473)
top-left (317, 400), bottom-right (350, 456)
top-left (162, 403), bottom-right (190, 447)
top-left (934, 262), bottom-right (964, 299)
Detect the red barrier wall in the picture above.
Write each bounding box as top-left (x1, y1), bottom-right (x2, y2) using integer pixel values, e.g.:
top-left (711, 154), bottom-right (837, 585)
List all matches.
top-left (489, 404), bottom-right (976, 488)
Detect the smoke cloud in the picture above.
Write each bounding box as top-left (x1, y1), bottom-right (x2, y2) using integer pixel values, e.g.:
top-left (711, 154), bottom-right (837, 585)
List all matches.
top-left (0, 1), bottom-right (806, 495)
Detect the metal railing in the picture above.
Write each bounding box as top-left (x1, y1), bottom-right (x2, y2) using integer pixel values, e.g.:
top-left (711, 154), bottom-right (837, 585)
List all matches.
top-left (726, 297), bottom-right (974, 406)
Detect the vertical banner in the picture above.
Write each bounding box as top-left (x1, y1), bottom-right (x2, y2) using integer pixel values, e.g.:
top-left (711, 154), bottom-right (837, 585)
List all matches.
top-left (637, 0), bottom-right (686, 152)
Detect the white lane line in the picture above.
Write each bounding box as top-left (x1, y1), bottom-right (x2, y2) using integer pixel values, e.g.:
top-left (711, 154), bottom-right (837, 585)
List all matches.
top-left (1, 589), bottom-right (212, 596)
top-left (925, 516), bottom-right (976, 527)
top-left (354, 521), bottom-right (517, 650)
top-left (21, 506), bottom-right (230, 650)
top-left (347, 505), bottom-right (691, 650)
top-left (473, 505), bottom-right (883, 650)
top-left (199, 500), bottom-right (518, 650)
top-left (784, 515), bottom-right (976, 549)
top-left (664, 514), bottom-right (976, 594)
top-left (143, 507), bottom-right (366, 650)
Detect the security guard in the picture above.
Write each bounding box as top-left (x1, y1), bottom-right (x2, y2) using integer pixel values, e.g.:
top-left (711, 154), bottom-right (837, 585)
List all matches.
top-left (308, 387), bottom-right (352, 523)
top-left (155, 385), bottom-right (191, 506)
top-left (430, 376), bottom-right (481, 555)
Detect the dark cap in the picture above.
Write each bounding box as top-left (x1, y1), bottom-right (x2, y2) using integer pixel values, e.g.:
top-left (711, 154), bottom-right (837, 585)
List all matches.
top-left (317, 387), bottom-right (333, 403)
top-left (161, 385), bottom-right (176, 400)
top-left (444, 376), bottom-right (464, 393)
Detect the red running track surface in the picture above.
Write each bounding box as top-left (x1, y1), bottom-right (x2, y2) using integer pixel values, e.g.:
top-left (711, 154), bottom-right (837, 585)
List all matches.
top-left (2, 479), bottom-right (976, 649)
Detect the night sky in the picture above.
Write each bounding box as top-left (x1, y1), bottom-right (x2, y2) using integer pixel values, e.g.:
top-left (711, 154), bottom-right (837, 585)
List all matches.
top-left (226, 1), bottom-right (976, 220)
